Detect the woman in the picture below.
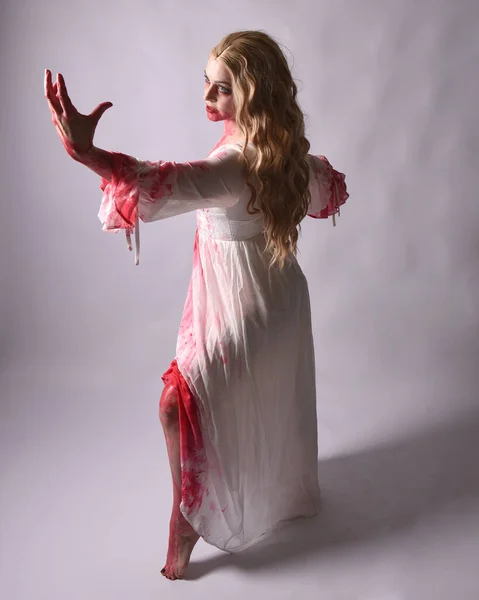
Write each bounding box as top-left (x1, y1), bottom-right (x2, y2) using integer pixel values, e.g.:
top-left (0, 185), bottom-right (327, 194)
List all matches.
top-left (45, 30), bottom-right (349, 581)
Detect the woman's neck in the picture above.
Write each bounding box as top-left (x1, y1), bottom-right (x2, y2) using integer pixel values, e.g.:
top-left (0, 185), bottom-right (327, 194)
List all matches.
top-left (210, 119), bottom-right (245, 154)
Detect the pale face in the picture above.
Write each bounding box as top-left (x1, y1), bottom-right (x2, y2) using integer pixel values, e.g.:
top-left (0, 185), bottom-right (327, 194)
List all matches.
top-left (203, 56), bottom-right (236, 122)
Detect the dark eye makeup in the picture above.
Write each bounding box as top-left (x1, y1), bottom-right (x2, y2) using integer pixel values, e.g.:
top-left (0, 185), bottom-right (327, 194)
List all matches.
top-left (204, 72), bottom-right (231, 94)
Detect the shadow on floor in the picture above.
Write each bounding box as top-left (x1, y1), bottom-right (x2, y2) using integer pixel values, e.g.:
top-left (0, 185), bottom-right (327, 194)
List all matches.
top-left (186, 406), bottom-right (479, 579)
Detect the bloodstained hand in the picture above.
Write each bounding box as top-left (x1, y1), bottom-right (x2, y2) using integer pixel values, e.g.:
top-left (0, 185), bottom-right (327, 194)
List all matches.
top-left (44, 69), bottom-right (113, 161)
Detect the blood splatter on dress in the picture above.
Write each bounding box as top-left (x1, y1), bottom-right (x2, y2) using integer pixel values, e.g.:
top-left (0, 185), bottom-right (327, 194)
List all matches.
top-left (98, 142), bottom-right (349, 552)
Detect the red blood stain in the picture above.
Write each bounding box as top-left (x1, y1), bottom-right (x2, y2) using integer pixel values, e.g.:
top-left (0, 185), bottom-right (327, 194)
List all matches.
top-left (306, 156), bottom-right (349, 220)
top-left (99, 153), bottom-right (176, 230)
top-left (161, 359), bottom-right (208, 516)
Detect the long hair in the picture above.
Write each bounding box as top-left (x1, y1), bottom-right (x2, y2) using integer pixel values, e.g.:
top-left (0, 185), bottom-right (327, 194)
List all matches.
top-left (211, 30), bottom-right (311, 270)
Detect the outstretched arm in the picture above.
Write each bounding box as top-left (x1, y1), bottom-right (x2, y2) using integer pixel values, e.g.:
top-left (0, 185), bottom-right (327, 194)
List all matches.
top-left (96, 144), bottom-right (247, 265)
top-left (45, 70), bottom-right (247, 265)
top-left (75, 145), bottom-right (114, 180)
top-left (97, 145), bottom-right (246, 231)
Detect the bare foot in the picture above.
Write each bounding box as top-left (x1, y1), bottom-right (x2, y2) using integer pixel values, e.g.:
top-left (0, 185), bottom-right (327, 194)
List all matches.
top-left (161, 510), bottom-right (200, 580)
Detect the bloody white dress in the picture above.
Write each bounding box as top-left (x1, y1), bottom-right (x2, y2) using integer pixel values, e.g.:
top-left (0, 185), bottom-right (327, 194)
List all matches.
top-left (98, 142), bottom-right (349, 552)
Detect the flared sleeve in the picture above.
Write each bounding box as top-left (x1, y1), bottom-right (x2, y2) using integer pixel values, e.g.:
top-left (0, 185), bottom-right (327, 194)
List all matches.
top-left (306, 154), bottom-right (349, 226)
top-left (98, 145), bottom-right (245, 265)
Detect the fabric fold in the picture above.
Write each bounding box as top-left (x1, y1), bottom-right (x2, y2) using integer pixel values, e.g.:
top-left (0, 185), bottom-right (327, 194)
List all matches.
top-left (307, 155), bottom-right (349, 225)
top-left (99, 152), bottom-right (143, 265)
top-left (98, 152), bottom-right (178, 265)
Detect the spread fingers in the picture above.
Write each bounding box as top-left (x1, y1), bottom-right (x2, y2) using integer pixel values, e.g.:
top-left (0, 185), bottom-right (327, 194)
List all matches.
top-left (56, 73), bottom-right (75, 116)
top-left (44, 69), bottom-right (62, 116)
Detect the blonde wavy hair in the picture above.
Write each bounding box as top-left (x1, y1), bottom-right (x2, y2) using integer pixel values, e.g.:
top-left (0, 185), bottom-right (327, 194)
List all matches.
top-left (211, 30), bottom-right (311, 269)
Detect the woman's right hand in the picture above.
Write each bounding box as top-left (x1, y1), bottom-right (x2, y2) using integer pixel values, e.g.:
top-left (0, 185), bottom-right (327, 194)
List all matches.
top-left (44, 70), bottom-right (113, 161)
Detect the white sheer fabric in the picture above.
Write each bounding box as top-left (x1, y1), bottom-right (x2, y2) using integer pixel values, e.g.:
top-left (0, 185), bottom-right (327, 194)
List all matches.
top-left (98, 142), bottom-right (349, 551)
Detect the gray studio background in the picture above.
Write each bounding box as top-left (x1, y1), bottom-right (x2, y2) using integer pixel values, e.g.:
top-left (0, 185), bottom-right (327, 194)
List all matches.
top-left (1, 0), bottom-right (479, 598)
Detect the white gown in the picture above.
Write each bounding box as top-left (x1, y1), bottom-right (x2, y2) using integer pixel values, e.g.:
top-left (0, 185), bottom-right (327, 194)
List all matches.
top-left (98, 142), bottom-right (349, 552)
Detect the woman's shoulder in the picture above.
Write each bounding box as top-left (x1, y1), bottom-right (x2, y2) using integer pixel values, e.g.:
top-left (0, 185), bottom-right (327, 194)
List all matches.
top-left (208, 141), bottom-right (256, 161)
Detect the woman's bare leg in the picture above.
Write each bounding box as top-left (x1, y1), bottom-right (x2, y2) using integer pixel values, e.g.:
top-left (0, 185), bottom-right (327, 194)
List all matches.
top-left (159, 384), bottom-right (200, 580)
